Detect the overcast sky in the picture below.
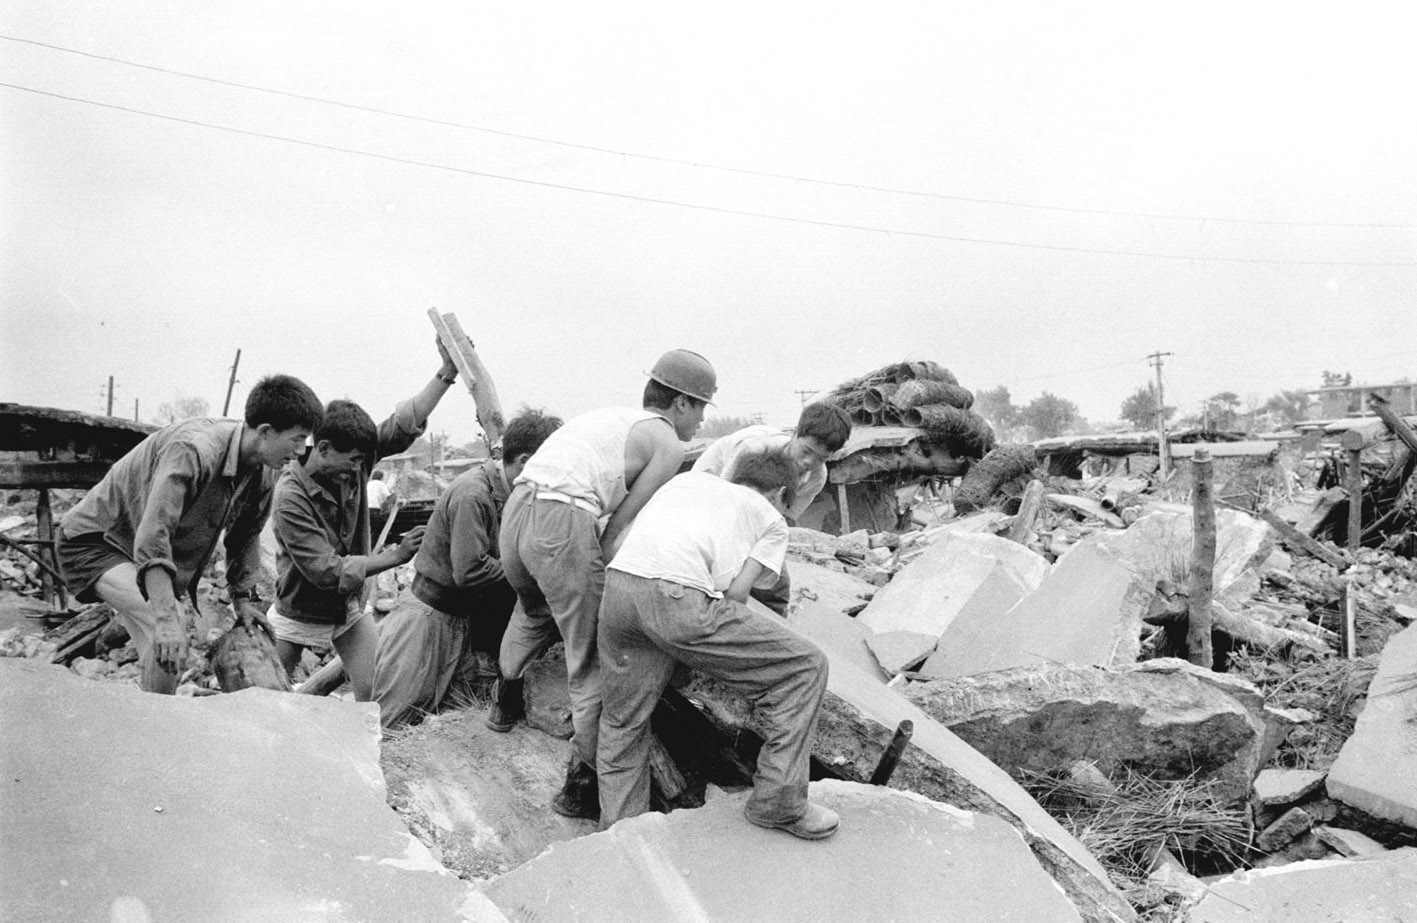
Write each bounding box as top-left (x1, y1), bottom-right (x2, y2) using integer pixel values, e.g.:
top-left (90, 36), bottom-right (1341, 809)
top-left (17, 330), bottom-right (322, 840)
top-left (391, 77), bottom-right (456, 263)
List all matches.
top-left (3, 2), bottom-right (1415, 443)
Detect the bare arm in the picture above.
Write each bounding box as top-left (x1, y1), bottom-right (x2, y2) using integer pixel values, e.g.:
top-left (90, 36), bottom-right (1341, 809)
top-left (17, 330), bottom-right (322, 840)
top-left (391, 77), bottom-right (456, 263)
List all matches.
top-left (600, 420), bottom-right (684, 557)
top-left (724, 559), bottom-right (770, 603)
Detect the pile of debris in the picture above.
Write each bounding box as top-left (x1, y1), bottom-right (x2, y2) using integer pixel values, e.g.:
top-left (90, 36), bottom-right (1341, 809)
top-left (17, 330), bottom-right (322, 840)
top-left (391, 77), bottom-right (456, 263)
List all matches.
top-left (825, 360), bottom-right (995, 458)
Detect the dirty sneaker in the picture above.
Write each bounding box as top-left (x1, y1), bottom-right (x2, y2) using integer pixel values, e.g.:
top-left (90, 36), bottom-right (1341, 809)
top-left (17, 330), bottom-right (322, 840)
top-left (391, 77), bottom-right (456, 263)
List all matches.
top-left (746, 802), bottom-right (839, 840)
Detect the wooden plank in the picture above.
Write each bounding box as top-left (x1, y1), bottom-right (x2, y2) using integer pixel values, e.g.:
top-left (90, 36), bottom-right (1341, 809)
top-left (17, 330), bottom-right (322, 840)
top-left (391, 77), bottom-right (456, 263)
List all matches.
top-left (427, 309), bottom-right (506, 448)
top-left (1006, 479), bottom-right (1045, 544)
top-left (1255, 507), bottom-right (1349, 570)
top-left (1346, 448), bottom-right (1364, 552)
top-left (1369, 392), bottom-right (1417, 454)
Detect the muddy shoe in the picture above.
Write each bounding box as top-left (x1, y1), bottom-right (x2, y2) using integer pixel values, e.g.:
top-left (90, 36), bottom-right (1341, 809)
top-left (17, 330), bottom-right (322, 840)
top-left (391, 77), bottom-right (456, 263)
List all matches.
top-left (746, 802), bottom-right (839, 840)
top-left (484, 676), bottom-right (524, 732)
top-left (551, 759), bottom-right (600, 821)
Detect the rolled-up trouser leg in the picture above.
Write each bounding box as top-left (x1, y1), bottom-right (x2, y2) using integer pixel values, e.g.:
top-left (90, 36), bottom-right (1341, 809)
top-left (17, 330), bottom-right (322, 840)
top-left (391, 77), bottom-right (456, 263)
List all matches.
top-left (596, 571), bottom-right (678, 827)
top-left (517, 499), bottom-right (606, 768)
top-left (642, 591), bottom-right (828, 825)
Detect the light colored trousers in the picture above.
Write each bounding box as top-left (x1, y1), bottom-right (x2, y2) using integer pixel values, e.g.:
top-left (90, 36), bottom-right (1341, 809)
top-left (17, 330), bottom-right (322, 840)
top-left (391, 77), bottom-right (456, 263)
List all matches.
top-left (498, 485), bottom-right (605, 768)
top-left (596, 570), bottom-right (829, 827)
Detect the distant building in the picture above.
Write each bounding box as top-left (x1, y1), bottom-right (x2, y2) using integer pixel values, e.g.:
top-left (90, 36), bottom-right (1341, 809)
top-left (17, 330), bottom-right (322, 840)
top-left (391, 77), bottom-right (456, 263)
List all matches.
top-left (1309, 382), bottom-right (1417, 418)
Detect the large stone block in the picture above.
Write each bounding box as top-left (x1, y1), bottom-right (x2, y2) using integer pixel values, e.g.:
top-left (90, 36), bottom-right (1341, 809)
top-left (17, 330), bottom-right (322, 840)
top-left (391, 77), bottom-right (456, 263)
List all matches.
top-left (1327, 621), bottom-right (1417, 828)
top-left (1191, 848), bottom-right (1417, 922)
top-left (904, 658), bottom-right (1268, 802)
top-left (929, 534), bottom-right (1152, 677)
top-left (485, 781), bottom-right (1083, 922)
top-left (0, 658), bottom-right (493, 922)
top-left (857, 531), bottom-right (1047, 637)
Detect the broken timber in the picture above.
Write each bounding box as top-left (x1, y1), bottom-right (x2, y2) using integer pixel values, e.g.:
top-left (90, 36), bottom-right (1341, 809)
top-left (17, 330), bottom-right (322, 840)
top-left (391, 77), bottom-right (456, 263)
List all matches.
top-left (427, 309), bottom-right (506, 449)
top-left (1187, 448), bottom-right (1215, 668)
top-left (1253, 507), bottom-right (1349, 570)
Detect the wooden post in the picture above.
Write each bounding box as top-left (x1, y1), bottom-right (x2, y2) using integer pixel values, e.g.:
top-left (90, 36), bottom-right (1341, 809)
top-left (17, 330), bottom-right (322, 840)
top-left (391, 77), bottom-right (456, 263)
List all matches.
top-left (1187, 448), bottom-right (1215, 669)
top-left (1342, 431), bottom-right (1364, 552)
top-left (1341, 578), bottom-right (1357, 659)
top-left (427, 309), bottom-right (506, 450)
top-left (837, 483), bottom-right (852, 534)
top-left (1007, 479), bottom-right (1045, 544)
top-left (222, 348), bottom-right (242, 416)
top-left (35, 489), bottom-right (64, 608)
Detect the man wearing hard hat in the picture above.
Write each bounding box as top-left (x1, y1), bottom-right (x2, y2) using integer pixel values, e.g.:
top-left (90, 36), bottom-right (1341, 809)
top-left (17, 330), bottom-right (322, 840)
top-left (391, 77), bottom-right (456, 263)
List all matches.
top-left (485, 348), bottom-right (717, 820)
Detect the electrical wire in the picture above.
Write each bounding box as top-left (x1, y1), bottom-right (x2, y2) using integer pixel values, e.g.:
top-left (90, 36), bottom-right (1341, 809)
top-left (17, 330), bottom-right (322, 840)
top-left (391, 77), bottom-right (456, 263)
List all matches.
top-left (5, 33), bottom-right (1415, 231)
top-left (4, 80), bottom-right (1417, 268)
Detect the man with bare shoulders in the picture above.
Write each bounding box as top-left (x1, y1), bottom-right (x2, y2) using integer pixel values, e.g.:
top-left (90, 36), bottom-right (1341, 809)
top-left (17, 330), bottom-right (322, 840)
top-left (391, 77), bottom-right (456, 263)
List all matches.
top-left (486, 349), bottom-right (716, 820)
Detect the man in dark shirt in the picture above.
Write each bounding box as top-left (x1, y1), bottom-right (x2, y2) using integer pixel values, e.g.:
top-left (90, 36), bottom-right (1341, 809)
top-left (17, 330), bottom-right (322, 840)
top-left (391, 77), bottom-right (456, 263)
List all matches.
top-left (56, 375), bottom-right (323, 693)
top-left (268, 339), bottom-right (460, 700)
top-left (373, 408), bottom-right (563, 730)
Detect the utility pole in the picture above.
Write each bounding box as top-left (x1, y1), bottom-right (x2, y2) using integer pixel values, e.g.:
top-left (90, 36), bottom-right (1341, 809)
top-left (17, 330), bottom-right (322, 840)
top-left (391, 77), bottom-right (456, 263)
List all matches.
top-left (106, 375), bottom-right (115, 417)
top-left (133, 398), bottom-right (140, 423)
top-left (222, 348), bottom-right (242, 416)
top-left (1146, 351), bottom-right (1173, 479)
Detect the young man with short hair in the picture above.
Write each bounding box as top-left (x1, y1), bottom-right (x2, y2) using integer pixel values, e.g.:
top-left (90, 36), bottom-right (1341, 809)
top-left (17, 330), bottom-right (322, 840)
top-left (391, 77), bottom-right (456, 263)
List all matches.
top-left (268, 339), bottom-right (460, 700)
top-left (56, 374), bottom-right (324, 694)
top-left (692, 401), bottom-right (852, 613)
top-left (487, 348), bottom-right (717, 821)
top-left (372, 408), bottom-right (563, 730)
top-left (692, 401), bottom-right (852, 524)
top-left (596, 449), bottom-right (837, 840)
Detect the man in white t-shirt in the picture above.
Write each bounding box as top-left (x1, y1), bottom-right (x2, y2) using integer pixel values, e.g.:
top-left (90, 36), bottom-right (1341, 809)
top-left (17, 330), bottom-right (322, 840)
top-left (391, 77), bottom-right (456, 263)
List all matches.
top-left (597, 449), bottom-right (837, 840)
top-left (692, 401), bottom-right (851, 614)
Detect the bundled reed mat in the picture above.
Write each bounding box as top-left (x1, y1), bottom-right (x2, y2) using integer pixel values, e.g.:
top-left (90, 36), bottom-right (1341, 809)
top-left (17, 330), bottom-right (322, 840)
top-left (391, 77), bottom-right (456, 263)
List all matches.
top-left (828, 360), bottom-right (995, 459)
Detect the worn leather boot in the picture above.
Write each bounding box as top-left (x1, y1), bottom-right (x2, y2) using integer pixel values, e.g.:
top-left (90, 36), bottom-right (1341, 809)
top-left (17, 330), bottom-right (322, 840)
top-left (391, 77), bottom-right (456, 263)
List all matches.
top-left (550, 758), bottom-right (600, 820)
top-left (484, 676), bottom-right (524, 733)
top-left (746, 801), bottom-right (840, 840)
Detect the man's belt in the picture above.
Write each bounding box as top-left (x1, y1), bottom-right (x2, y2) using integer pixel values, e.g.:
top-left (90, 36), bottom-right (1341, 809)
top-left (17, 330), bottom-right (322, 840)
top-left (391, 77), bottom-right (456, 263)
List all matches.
top-left (527, 484), bottom-right (601, 517)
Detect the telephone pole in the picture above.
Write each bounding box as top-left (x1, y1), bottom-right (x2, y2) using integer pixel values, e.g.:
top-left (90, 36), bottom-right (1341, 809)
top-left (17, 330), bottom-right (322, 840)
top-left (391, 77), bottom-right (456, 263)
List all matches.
top-left (1146, 351), bottom-right (1173, 479)
top-left (106, 375), bottom-right (115, 417)
top-left (133, 398), bottom-right (140, 423)
top-left (222, 348), bottom-right (242, 416)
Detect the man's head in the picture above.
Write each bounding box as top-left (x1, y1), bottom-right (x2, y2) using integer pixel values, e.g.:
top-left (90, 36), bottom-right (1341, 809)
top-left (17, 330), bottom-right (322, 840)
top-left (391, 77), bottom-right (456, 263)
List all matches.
top-left (644, 349), bottom-right (717, 441)
top-left (728, 448), bottom-right (798, 515)
top-left (245, 374), bottom-right (323, 469)
top-left (501, 407), bottom-right (563, 483)
top-left (308, 400), bottom-right (378, 484)
top-left (789, 401), bottom-right (851, 471)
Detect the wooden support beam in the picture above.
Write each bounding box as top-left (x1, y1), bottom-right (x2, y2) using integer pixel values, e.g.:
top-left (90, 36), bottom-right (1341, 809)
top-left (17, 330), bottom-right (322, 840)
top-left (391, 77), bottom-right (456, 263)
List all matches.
top-left (34, 489), bottom-right (64, 608)
top-left (427, 309), bottom-right (506, 449)
top-left (1369, 392), bottom-right (1417, 454)
top-left (1187, 448), bottom-right (1215, 669)
top-left (1254, 507), bottom-right (1349, 570)
top-left (836, 483), bottom-right (851, 534)
top-left (0, 460), bottom-right (116, 489)
top-left (1346, 447), bottom-right (1364, 552)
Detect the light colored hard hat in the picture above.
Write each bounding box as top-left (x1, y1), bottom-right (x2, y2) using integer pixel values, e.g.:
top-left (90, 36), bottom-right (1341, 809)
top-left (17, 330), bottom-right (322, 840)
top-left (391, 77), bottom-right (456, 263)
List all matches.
top-left (648, 348), bottom-right (717, 403)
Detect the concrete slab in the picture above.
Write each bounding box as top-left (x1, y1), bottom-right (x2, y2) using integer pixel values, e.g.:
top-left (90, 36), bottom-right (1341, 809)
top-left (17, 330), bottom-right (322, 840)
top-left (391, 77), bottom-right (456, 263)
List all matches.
top-left (0, 658), bottom-right (494, 922)
top-left (906, 659), bottom-right (1267, 802)
top-left (1097, 505), bottom-right (1273, 608)
top-left (485, 781), bottom-right (1083, 922)
top-left (858, 532), bottom-right (1047, 637)
top-left (787, 559), bottom-right (877, 616)
top-left (1313, 825), bottom-right (1388, 858)
top-left (1327, 621), bottom-right (1417, 828)
top-left (865, 630), bottom-right (937, 675)
top-left (785, 600), bottom-right (883, 681)
top-left (929, 534), bottom-right (1151, 677)
top-left (917, 562), bottom-right (1032, 678)
top-left (1191, 848), bottom-right (1417, 922)
top-left (1253, 769), bottom-right (1327, 806)
top-left (683, 647), bottom-right (1135, 921)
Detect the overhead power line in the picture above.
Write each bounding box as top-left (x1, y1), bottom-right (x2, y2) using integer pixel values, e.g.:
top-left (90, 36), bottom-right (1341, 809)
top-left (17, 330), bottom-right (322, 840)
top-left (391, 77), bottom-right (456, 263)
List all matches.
top-left (5, 32), bottom-right (1415, 232)
top-left (5, 80), bottom-right (1417, 268)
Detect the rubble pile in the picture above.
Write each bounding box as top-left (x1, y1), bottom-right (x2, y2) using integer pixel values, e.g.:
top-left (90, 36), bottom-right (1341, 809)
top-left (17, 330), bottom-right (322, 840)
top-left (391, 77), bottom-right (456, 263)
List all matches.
top-left (825, 360), bottom-right (996, 458)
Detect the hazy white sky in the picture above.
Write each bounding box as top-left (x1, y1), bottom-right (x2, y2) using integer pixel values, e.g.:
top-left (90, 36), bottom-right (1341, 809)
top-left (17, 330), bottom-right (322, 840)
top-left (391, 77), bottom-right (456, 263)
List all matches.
top-left (3, 1), bottom-right (1415, 443)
